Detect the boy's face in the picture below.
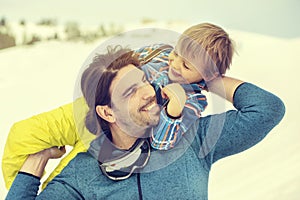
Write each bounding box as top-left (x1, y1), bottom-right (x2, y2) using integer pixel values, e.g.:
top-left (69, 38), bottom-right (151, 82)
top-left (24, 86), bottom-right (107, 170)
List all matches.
top-left (168, 50), bottom-right (203, 84)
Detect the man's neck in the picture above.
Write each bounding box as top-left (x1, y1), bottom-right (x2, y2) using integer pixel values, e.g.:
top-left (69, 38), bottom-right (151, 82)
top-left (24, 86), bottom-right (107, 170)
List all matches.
top-left (110, 124), bottom-right (143, 149)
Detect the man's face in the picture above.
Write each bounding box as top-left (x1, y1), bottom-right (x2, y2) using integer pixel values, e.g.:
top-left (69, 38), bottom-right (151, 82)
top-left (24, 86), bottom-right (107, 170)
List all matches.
top-left (110, 64), bottom-right (160, 136)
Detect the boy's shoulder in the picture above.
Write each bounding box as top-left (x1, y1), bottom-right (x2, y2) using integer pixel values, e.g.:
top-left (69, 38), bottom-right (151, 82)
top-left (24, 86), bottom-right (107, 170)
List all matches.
top-left (134, 43), bottom-right (171, 54)
top-left (135, 43), bottom-right (173, 63)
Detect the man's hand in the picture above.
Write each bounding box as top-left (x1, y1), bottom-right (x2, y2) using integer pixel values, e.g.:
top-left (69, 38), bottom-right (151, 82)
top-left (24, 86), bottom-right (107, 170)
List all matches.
top-left (161, 83), bottom-right (186, 118)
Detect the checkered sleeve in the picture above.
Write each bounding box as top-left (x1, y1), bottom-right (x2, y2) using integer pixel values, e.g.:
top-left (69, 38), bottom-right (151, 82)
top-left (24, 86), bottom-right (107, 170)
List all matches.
top-left (150, 84), bottom-right (207, 150)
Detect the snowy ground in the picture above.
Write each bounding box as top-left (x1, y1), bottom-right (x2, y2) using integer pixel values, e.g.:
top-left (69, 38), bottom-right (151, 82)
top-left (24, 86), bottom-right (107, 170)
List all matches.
top-left (0, 25), bottom-right (299, 199)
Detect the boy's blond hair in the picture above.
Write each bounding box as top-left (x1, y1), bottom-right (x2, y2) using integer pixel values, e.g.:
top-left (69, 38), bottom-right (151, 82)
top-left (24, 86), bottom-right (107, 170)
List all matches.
top-left (177, 23), bottom-right (234, 78)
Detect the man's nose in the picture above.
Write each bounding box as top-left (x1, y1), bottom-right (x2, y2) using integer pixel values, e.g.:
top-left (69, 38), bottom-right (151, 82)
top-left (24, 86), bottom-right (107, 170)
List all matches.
top-left (140, 83), bottom-right (155, 100)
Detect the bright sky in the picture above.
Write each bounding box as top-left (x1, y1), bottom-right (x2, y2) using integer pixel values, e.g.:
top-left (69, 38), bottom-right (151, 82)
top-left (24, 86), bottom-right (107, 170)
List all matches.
top-left (0, 0), bottom-right (299, 38)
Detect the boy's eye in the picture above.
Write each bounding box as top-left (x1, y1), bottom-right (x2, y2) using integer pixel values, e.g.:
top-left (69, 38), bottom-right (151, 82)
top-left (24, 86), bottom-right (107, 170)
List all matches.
top-left (183, 63), bottom-right (190, 70)
top-left (173, 51), bottom-right (178, 56)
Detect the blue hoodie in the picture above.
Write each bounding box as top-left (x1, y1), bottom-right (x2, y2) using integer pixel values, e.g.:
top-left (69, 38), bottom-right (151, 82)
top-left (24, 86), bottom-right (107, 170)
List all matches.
top-left (6, 83), bottom-right (285, 200)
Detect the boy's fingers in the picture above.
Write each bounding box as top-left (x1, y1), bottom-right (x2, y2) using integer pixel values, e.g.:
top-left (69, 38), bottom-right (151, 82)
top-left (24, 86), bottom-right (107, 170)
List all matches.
top-left (163, 83), bottom-right (186, 104)
top-left (49, 146), bottom-right (66, 158)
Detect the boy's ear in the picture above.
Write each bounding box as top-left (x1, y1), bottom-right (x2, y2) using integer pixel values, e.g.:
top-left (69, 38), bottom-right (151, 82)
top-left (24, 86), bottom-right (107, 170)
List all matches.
top-left (95, 105), bottom-right (116, 123)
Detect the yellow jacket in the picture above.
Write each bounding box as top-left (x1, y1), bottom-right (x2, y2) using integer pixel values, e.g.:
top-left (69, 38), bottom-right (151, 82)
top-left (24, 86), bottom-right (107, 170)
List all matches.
top-left (2, 98), bottom-right (95, 189)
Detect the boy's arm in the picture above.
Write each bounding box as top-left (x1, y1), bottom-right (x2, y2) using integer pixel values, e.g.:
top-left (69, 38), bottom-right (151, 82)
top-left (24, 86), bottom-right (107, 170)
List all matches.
top-left (151, 89), bottom-right (207, 150)
top-left (2, 99), bottom-right (85, 189)
top-left (150, 109), bottom-right (182, 150)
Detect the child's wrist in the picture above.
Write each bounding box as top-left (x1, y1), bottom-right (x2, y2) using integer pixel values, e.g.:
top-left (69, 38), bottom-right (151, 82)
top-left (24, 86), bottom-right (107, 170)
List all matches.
top-left (166, 104), bottom-right (182, 118)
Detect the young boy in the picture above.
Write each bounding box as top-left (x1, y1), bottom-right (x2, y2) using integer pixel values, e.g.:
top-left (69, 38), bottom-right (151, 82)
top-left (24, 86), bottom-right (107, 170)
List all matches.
top-left (136, 23), bottom-right (234, 150)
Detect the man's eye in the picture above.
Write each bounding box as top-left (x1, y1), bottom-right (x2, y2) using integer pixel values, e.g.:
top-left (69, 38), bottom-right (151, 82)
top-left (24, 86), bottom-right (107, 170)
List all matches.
top-left (142, 76), bottom-right (148, 83)
top-left (124, 88), bottom-right (137, 97)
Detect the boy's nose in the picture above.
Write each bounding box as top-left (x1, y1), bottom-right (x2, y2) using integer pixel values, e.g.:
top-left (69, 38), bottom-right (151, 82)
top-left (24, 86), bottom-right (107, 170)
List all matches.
top-left (171, 62), bottom-right (180, 70)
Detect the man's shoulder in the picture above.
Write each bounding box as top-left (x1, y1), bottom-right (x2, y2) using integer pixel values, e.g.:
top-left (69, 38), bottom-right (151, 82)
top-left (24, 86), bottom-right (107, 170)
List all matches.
top-left (56, 152), bottom-right (100, 184)
top-left (73, 152), bottom-right (98, 165)
top-left (61, 152), bottom-right (98, 174)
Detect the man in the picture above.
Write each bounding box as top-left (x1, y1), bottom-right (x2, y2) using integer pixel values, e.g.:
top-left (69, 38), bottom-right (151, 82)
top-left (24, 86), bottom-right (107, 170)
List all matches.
top-left (6, 45), bottom-right (285, 199)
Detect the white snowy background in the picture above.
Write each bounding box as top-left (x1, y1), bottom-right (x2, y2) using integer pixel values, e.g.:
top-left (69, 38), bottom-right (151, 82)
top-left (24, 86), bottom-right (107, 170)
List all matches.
top-left (1, 0), bottom-right (299, 199)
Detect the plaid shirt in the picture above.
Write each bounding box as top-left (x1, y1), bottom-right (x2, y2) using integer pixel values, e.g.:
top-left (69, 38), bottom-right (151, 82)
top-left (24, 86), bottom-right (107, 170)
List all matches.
top-left (135, 44), bottom-right (208, 150)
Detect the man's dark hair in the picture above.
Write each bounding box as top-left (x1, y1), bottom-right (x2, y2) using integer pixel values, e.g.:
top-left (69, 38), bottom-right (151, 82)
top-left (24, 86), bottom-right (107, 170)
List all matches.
top-left (81, 46), bottom-right (140, 136)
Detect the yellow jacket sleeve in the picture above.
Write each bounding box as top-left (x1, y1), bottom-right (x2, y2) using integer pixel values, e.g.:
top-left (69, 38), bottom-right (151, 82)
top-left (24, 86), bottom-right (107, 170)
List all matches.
top-left (2, 98), bottom-right (95, 189)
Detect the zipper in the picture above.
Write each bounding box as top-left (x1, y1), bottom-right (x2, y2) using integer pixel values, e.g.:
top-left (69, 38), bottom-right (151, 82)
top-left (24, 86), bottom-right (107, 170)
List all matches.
top-left (137, 173), bottom-right (143, 200)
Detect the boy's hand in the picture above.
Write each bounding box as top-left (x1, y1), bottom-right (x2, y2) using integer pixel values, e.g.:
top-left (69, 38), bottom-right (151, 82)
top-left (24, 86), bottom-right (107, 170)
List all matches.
top-left (161, 83), bottom-right (186, 118)
top-left (45, 146), bottom-right (66, 159)
top-left (20, 146), bottom-right (66, 178)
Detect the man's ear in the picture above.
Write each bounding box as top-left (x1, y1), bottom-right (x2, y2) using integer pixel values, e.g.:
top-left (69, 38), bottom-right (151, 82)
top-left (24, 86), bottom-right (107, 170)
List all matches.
top-left (95, 105), bottom-right (116, 123)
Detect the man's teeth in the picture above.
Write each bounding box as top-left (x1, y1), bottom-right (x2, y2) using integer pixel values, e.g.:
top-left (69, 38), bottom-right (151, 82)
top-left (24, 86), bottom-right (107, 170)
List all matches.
top-left (143, 102), bottom-right (156, 111)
